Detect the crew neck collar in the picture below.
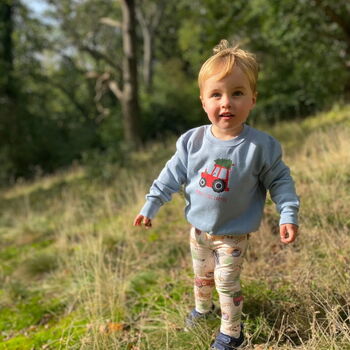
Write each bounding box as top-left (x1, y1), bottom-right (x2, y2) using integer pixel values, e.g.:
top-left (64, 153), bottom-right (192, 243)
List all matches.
top-left (205, 124), bottom-right (250, 147)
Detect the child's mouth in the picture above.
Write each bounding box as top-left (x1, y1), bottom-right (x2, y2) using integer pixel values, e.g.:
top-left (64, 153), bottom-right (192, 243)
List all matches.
top-left (219, 113), bottom-right (235, 118)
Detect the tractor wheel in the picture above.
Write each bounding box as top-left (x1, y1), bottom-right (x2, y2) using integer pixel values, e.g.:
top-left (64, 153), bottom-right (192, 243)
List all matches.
top-left (199, 177), bottom-right (206, 187)
top-left (212, 179), bottom-right (225, 193)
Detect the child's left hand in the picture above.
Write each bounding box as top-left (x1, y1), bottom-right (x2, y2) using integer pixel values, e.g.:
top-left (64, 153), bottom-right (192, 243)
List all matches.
top-left (280, 224), bottom-right (298, 244)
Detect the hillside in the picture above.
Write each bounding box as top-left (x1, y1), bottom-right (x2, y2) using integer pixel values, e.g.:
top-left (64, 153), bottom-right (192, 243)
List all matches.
top-left (0, 104), bottom-right (350, 349)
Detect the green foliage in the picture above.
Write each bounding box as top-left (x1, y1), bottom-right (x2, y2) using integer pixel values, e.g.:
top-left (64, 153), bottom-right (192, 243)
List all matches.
top-left (176, 0), bottom-right (350, 122)
top-left (141, 58), bottom-right (205, 138)
top-left (247, 0), bottom-right (349, 121)
top-left (1, 0), bottom-right (350, 185)
top-left (0, 1), bottom-right (103, 183)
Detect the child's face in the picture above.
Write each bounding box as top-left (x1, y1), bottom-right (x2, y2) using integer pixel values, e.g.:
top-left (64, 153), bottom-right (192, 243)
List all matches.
top-left (200, 66), bottom-right (257, 139)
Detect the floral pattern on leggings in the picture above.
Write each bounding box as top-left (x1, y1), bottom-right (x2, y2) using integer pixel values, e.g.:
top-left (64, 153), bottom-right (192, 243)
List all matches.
top-left (190, 227), bottom-right (248, 338)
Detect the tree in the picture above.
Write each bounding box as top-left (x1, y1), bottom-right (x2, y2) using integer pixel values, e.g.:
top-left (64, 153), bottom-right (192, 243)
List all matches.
top-left (246, 0), bottom-right (350, 118)
top-left (0, 0), bottom-right (15, 101)
top-left (312, 0), bottom-right (350, 100)
top-left (0, 0), bottom-right (106, 181)
top-left (46, 0), bottom-right (141, 148)
top-left (119, 0), bottom-right (140, 147)
top-left (0, 0), bottom-right (16, 181)
top-left (136, 0), bottom-right (165, 92)
top-left (174, 0), bottom-right (349, 120)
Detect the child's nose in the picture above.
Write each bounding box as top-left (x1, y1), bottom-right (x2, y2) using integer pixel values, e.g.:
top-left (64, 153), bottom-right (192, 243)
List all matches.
top-left (221, 95), bottom-right (232, 108)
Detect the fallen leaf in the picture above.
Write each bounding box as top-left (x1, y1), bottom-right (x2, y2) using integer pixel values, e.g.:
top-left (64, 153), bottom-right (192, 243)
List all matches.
top-left (99, 322), bottom-right (125, 334)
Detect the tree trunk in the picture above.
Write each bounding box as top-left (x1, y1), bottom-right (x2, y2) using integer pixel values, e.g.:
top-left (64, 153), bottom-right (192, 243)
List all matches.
top-left (136, 2), bottom-right (165, 93)
top-left (0, 0), bottom-right (15, 101)
top-left (0, 0), bottom-right (21, 181)
top-left (121, 0), bottom-right (141, 147)
top-left (142, 24), bottom-right (153, 92)
top-left (0, 0), bottom-right (17, 148)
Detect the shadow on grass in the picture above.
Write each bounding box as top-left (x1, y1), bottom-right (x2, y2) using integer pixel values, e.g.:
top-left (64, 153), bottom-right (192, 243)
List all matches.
top-left (243, 280), bottom-right (310, 346)
top-left (243, 280), bottom-right (350, 347)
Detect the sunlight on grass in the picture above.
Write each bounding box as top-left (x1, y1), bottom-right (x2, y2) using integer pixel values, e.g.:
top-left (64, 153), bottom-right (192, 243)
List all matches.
top-left (1, 165), bottom-right (85, 200)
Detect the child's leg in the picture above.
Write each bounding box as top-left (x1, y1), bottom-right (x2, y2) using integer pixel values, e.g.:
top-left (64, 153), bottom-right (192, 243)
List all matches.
top-left (190, 227), bottom-right (215, 313)
top-left (213, 234), bottom-right (249, 338)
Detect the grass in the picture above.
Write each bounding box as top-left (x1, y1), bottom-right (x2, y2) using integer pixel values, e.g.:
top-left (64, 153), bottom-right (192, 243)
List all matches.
top-left (0, 103), bottom-right (350, 349)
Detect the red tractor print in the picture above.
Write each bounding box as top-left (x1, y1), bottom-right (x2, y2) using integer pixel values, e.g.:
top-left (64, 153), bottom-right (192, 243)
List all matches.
top-left (199, 159), bottom-right (234, 193)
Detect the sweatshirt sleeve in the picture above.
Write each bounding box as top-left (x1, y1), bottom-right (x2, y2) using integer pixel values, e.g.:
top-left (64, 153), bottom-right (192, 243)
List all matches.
top-left (140, 135), bottom-right (188, 219)
top-left (259, 136), bottom-right (300, 226)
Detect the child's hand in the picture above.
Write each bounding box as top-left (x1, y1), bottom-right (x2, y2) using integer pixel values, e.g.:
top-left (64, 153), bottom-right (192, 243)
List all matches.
top-left (280, 223), bottom-right (298, 244)
top-left (133, 214), bottom-right (152, 229)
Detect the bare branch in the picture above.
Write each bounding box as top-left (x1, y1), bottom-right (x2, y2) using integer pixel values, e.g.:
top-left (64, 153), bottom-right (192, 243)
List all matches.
top-left (150, 3), bottom-right (166, 30)
top-left (86, 71), bottom-right (123, 123)
top-left (136, 1), bottom-right (165, 34)
top-left (79, 45), bottom-right (121, 71)
top-left (86, 71), bottom-right (99, 79)
top-left (100, 17), bottom-right (122, 28)
top-left (135, 6), bottom-right (147, 28)
top-left (94, 73), bottom-right (111, 120)
top-left (108, 80), bottom-right (123, 100)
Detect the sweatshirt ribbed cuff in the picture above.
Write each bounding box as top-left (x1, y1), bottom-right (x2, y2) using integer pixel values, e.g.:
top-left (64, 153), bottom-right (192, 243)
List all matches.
top-left (140, 200), bottom-right (162, 219)
top-left (279, 206), bottom-right (299, 226)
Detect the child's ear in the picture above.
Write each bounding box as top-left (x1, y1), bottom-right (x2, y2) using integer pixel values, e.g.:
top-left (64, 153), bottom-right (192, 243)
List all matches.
top-left (251, 91), bottom-right (258, 108)
top-left (200, 95), bottom-right (207, 113)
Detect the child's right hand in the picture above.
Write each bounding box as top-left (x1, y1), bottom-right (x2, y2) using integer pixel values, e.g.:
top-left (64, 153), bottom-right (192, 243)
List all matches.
top-left (133, 214), bottom-right (152, 229)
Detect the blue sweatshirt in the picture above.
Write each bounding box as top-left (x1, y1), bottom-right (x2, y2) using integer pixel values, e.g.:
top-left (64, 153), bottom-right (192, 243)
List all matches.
top-left (140, 124), bottom-right (299, 235)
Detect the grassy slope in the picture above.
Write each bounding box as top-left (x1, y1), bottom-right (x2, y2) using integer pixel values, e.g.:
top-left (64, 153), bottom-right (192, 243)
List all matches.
top-left (0, 104), bottom-right (349, 349)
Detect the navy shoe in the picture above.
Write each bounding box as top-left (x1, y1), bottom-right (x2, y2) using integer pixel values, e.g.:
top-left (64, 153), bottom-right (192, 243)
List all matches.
top-left (185, 304), bottom-right (217, 330)
top-left (211, 328), bottom-right (245, 350)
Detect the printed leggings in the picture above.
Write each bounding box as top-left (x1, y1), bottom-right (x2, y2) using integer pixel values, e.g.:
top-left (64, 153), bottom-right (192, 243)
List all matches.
top-left (190, 227), bottom-right (249, 338)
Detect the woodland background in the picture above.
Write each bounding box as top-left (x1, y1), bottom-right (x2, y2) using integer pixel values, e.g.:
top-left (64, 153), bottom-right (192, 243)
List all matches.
top-left (1, 0), bottom-right (349, 184)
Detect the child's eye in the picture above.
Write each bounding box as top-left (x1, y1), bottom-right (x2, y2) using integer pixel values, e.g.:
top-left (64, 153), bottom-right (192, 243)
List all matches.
top-left (211, 93), bottom-right (221, 98)
top-left (233, 91), bottom-right (244, 96)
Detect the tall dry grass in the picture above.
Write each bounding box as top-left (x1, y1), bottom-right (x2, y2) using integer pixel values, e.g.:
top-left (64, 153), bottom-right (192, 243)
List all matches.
top-left (1, 106), bottom-right (349, 349)
top-left (242, 123), bottom-right (350, 349)
top-left (57, 121), bottom-right (350, 349)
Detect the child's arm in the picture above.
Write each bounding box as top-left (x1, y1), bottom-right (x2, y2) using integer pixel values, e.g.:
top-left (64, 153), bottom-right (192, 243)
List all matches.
top-left (133, 134), bottom-right (188, 228)
top-left (259, 136), bottom-right (300, 241)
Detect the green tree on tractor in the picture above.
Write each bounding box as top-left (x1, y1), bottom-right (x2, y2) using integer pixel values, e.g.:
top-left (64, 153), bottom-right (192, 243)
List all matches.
top-left (199, 159), bottom-right (234, 193)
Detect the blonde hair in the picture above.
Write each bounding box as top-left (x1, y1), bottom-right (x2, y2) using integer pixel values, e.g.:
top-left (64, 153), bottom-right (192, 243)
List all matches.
top-left (198, 39), bottom-right (259, 93)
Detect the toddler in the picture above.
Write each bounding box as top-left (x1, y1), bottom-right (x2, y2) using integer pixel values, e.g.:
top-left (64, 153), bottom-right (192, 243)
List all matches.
top-left (133, 40), bottom-right (299, 350)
